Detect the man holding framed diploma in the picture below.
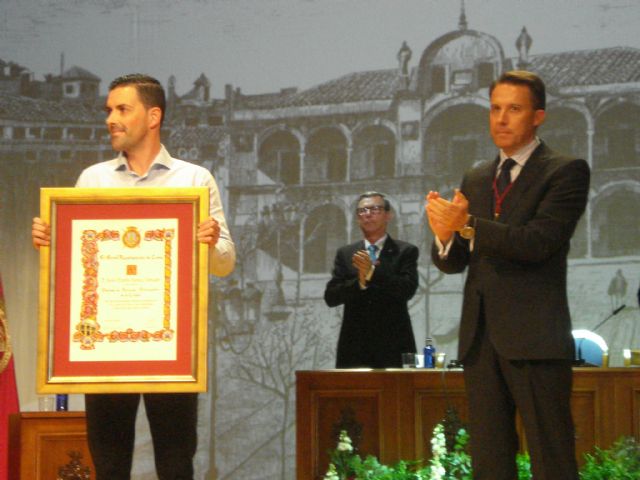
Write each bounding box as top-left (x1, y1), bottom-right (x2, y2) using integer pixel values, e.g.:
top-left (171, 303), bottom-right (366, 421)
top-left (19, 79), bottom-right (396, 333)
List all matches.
top-left (32, 74), bottom-right (235, 480)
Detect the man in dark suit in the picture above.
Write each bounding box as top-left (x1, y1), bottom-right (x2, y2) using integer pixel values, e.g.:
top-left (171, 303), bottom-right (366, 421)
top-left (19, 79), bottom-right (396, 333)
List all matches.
top-left (426, 71), bottom-right (590, 479)
top-left (325, 192), bottom-right (419, 368)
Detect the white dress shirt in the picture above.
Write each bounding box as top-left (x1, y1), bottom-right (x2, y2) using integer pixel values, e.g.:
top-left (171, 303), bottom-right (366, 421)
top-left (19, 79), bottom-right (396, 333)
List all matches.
top-left (75, 144), bottom-right (236, 277)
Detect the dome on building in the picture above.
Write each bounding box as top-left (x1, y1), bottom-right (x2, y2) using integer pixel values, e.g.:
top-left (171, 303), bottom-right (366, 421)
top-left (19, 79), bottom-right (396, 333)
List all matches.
top-left (415, 10), bottom-right (506, 98)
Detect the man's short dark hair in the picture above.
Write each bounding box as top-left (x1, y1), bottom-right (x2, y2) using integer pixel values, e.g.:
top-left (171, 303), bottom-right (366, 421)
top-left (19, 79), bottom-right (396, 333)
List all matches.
top-left (489, 70), bottom-right (546, 111)
top-left (357, 191), bottom-right (391, 211)
top-left (109, 73), bottom-right (166, 125)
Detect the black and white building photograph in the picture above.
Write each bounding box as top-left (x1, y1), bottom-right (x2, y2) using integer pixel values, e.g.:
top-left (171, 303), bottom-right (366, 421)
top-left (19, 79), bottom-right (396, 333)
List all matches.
top-left (1, 0), bottom-right (639, 478)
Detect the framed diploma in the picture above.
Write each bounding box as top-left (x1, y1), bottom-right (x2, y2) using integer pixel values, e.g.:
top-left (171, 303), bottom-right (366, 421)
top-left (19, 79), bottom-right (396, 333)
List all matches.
top-left (37, 187), bottom-right (210, 393)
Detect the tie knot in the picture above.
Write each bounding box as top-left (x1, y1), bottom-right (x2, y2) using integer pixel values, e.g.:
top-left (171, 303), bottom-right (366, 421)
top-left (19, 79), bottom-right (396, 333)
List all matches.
top-left (367, 244), bottom-right (378, 261)
top-left (501, 158), bottom-right (516, 173)
top-left (496, 158), bottom-right (517, 194)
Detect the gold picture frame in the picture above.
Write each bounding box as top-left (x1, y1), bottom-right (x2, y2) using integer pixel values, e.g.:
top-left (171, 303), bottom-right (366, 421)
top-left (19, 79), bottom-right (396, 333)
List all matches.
top-left (37, 187), bottom-right (210, 393)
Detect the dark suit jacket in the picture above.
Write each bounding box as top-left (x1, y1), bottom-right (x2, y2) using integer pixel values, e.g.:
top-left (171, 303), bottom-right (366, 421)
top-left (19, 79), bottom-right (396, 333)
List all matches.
top-left (325, 235), bottom-right (419, 368)
top-left (432, 142), bottom-right (590, 361)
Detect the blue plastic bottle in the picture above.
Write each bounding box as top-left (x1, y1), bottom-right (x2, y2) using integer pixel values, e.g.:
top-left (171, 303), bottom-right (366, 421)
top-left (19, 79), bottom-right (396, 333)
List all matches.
top-left (55, 394), bottom-right (69, 411)
top-left (423, 337), bottom-right (436, 368)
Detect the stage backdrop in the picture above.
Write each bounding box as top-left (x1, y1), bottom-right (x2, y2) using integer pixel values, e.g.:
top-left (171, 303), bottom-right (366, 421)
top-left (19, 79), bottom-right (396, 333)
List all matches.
top-left (1, 0), bottom-right (639, 478)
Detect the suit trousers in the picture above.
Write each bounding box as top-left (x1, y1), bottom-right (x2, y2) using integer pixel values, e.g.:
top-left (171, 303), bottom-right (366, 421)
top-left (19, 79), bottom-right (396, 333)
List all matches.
top-left (85, 392), bottom-right (198, 480)
top-left (462, 314), bottom-right (579, 480)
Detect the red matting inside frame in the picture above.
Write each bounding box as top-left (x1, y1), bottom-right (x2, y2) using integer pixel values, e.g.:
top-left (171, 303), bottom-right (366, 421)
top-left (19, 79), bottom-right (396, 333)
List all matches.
top-left (51, 202), bottom-right (194, 378)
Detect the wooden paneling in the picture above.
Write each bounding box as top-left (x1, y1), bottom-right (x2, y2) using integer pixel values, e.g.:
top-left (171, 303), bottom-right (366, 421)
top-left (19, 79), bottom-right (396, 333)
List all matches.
top-left (297, 368), bottom-right (640, 480)
top-left (412, 371), bottom-right (468, 460)
top-left (314, 392), bottom-right (381, 476)
top-left (8, 412), bottom-right (94, 480)
top-left (633, 387), bottom-right (640, 438)
top-left (297, 371), bottom-right (399, 479)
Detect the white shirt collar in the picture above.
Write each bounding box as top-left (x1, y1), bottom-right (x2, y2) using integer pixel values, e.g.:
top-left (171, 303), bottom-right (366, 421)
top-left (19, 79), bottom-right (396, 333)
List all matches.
top-left (115, 144), bottom-right (173, 173)
top-left (499, 136), bottom-right (540, 169)
top-left (365, 234), bottom-right (387, 251)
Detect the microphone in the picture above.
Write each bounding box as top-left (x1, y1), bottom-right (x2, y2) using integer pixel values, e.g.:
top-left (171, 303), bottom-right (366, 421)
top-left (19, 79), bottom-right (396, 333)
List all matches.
top-left (612, 304), bottom-right (626, 316)
top-left (593, 304), bottom-right (626, 332)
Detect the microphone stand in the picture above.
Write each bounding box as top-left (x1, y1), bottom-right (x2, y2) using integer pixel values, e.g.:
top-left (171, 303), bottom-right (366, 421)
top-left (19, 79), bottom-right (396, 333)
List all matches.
top-left (593, 304), bottom-right (626, 333)
top-left (574, 304), bottom-right (626, 366)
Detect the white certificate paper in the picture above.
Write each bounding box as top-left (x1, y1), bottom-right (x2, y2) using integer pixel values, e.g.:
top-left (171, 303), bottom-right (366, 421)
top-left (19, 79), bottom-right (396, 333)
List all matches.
top-left (68, 218), bottom-right (179, 362)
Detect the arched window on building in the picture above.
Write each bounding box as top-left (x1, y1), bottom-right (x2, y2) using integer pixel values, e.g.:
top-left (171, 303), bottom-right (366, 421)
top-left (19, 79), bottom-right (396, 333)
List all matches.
top-left (431, 65), bottom-right (446, 94)
top-left (594, 103), bottom-right (640, 170)
top-left (257, 202), bottom-right (300, 272)
top-left (477, 62), bottom-right (494, 89)
top-left (539, 107), bottom-right (588, 160)
top-left (591, 188), bottom-right (640, 257)
top-left (569, 215), bottom-right (588, 259)
top-left (351, 125), bottom-right (396, 180)
top-left (304, 128), bottom-right (347, 183)
top-left (258, 130), bottom-right (300, 185)
top-left (303, 205), bottom-right (346, 274)
top-left (424, 104), bottom-right (490, 181)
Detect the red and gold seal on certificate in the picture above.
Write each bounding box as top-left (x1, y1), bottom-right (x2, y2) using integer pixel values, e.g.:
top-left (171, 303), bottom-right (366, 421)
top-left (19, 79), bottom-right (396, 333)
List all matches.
top-left (122, 226), bottom-right (141, 248)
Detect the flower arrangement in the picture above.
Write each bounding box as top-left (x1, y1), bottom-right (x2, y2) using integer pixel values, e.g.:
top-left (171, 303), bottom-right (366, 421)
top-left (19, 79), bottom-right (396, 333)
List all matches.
top-left (323, 425), bottom-right (477, 479)
top-left (427, 423), bottom-right (471, 479)
top-left (324, 429), bottom-right (429, 479)
top-left (323, 414), bottom-right (531, 480)
top-left (580, 436), bottom-right (640, 479)
top-left (324, 424), bottom-right (640, 480)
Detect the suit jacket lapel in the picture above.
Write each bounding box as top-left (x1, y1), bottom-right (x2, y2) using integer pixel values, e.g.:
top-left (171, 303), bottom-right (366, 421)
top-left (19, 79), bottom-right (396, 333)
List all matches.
top-left (472, 159), bottom-right (496, 221)
top-left (379, 236), bottom-right (397, 261)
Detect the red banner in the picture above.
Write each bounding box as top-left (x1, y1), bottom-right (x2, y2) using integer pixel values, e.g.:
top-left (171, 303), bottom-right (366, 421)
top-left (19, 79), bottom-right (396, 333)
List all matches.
top-left (0, 274), bottom-right (20, 480)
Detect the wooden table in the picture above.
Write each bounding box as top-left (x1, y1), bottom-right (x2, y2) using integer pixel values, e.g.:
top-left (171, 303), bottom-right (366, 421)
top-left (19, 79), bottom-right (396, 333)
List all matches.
top-left (296, 368), bottom-right (640, 479)
top-left (9, 411), bottom-right (94, 480)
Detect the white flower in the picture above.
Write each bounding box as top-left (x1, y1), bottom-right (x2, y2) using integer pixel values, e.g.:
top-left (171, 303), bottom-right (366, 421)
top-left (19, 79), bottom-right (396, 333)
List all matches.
top-left (430, 424), bottom-right (447, 457)
top-left (428, 423), bottom-right (448, 479)
top-left (430, 464), bottom-right (446, 480)
top-left (323, 463), bottom-right (339, 480)
top-left (336, 430), bottom-right (353, 453)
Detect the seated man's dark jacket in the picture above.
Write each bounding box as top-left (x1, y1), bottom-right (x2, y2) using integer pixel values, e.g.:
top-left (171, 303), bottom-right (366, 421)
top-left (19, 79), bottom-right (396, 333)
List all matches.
top-left (325, 236), bottom-right (419, 368)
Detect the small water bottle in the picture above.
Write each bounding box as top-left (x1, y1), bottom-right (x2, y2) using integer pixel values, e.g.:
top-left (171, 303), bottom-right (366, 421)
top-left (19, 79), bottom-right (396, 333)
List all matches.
top-left (55, 394), bottom-right (69, 411)
top-left (423, 337), bottom-right (436, 368)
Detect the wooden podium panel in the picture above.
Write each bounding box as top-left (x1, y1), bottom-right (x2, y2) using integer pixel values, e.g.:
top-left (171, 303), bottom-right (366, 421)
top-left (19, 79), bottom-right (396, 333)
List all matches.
top-left (8, 412), bottom-right (94, 480)
top-left (411, 370), bottom-right (469, 461)
top-left (296, 368), bottom-right (640, 480)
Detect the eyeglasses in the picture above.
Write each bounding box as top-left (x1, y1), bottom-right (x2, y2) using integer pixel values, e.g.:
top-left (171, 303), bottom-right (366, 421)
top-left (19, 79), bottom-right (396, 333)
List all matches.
top-left (356, 205), bottom-right (386, 216)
